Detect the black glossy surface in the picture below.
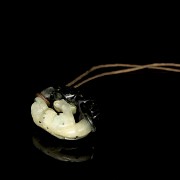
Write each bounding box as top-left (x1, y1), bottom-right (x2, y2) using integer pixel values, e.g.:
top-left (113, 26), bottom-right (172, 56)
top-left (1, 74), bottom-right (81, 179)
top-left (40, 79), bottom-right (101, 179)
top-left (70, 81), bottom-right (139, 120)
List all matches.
top-left (12, 47), bottom-right (180, 178)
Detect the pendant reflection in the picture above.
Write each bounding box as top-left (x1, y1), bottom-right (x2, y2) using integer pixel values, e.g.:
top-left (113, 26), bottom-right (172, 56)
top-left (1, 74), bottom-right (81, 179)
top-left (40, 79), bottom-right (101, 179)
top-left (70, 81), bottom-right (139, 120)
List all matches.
top-left (32, 126), bottom-right (95, 162)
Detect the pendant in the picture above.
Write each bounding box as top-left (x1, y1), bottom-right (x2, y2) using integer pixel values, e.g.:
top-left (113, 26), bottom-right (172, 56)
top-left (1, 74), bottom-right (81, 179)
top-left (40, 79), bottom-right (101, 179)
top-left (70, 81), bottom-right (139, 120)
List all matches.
top-left (31, 86), bottom-right (99, 140)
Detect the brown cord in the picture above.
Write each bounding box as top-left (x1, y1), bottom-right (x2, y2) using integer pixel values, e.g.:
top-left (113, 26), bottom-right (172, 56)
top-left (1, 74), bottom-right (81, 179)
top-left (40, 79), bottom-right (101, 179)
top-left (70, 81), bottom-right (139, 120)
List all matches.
top-left (36, 93), bottom-right (50, 106)
top-left (66, 63), bottom-right (180, 88)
